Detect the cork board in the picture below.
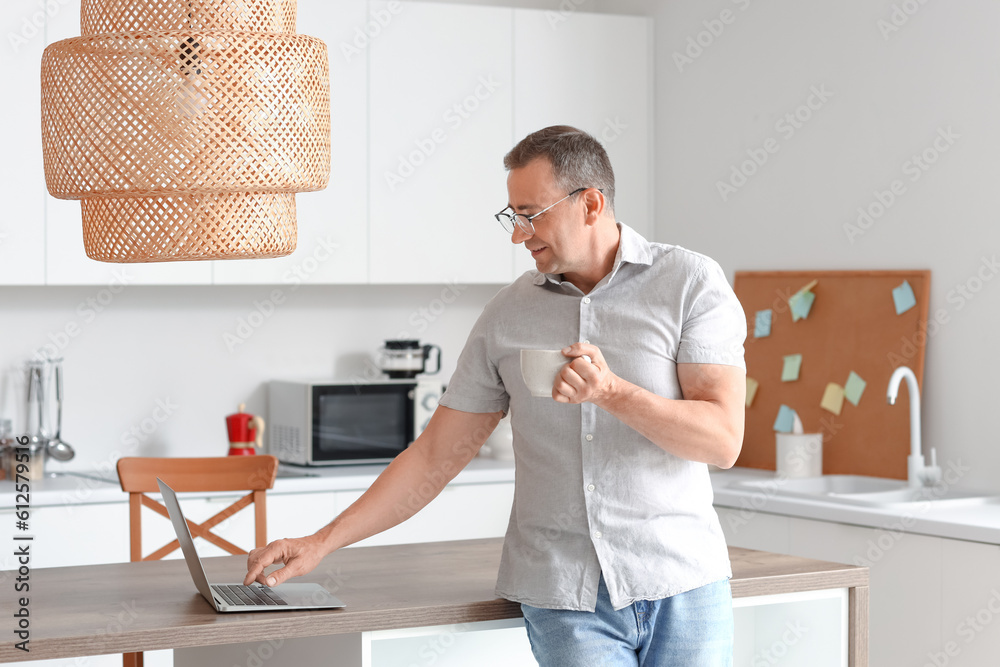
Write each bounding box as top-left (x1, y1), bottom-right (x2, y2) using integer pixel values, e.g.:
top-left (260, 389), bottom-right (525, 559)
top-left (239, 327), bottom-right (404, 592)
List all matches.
top-left (733, 270), bottom-right (930, 479)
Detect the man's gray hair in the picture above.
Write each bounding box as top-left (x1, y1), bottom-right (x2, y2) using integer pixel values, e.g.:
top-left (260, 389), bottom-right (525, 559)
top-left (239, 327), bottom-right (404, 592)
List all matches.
top-left (503, 125), bottom-right (615, 214)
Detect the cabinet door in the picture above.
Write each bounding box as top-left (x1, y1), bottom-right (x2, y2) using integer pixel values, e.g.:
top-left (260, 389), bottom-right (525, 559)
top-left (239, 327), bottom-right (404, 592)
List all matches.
top-left (213, 0), bottom-right (369, 285)
top-left (338, 482), bottom-right (514, 548)
top-left (787, 516), bottom-right (943, 667)
top-left (0, 1), bottom-right (46, 284)
top-left (512, 10), bottom-right (653, 276)
top-left (368, 2), bottom-right (514, 285)
top-left (42, 4), bottom-right (209, 285)
top-left (940, 538), bottom-right (1000, 667)
top-left (267, 490), bottom-right (338, 539)
top-left (715, 506), bottom-right (791, 554)
top-left (0, 502), bottom-right (128, 569)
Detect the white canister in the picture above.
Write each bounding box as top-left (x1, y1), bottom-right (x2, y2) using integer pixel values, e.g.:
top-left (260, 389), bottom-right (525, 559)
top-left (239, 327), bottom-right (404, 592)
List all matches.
top-left (480, 414), bottom-right (514, 461)
top-left (776, 433), bottom-right (823, 478)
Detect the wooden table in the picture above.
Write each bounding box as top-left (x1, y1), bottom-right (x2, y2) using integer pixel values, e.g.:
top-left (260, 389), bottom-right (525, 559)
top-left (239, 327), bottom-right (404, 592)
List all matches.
top-left (0, 538), bottom-right (868, 665)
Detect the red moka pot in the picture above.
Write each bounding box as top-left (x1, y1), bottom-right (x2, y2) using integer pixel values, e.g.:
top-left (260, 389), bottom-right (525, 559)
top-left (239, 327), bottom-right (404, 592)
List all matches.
top-left (225, 403), bottom-right (264, 456)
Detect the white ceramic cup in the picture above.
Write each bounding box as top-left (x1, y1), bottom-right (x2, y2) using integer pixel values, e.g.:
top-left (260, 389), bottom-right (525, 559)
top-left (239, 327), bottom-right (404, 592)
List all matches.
top-left (776, 433), bottom-right (823, 478)
top-left (520, 349), bottom-right (570, 398)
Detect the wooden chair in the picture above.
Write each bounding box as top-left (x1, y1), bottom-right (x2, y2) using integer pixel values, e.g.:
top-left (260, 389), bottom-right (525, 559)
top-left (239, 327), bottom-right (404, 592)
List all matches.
top-left (115, 455), bottom-right (279, 667)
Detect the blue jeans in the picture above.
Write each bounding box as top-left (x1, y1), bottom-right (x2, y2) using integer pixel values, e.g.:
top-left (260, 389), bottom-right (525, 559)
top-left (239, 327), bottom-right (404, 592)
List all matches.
top-left (521, 577), bottom-right (733, 666)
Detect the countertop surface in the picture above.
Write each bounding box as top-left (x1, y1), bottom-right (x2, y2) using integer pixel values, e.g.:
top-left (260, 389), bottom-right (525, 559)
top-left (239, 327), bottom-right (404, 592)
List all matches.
top-left (0, 457), bottom-right (517, 508)
top-left (0, 537), bottom-right (867, 662)
top-left (5, 459), bottom-right (1000, 546)
top-left (711, 467), bottom-right (1000, 546)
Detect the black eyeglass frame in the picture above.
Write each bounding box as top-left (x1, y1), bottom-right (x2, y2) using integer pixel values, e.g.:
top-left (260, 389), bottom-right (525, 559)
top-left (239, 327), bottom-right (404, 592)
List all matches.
top-left (494, 187), bottom-right (602, 236)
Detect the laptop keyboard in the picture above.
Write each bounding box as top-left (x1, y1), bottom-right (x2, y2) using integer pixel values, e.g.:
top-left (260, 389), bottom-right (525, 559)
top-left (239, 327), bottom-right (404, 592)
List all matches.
top-left (212, 584), bottom-right (289, 607)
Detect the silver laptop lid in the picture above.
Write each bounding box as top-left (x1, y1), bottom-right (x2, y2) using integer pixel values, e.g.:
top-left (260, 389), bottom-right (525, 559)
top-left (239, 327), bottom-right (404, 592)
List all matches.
top-left (156, 478), bottom-right (220, 609)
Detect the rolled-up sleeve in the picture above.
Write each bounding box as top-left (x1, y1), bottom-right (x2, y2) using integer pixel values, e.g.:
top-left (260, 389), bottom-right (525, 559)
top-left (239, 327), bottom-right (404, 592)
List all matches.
top-left (438, 296), bottom-right (511, 415)
top-left (676, 258), bottom-right (747, 369)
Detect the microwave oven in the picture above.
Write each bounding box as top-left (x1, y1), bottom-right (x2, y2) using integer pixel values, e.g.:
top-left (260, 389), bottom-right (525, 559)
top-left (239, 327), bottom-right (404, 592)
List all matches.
top-left (267, 379), bottom-right (443, 466)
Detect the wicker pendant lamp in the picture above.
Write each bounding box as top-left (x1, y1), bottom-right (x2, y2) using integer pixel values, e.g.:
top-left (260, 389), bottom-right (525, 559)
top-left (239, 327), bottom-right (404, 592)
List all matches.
top-left (40, 0), bottom-right (330, 263)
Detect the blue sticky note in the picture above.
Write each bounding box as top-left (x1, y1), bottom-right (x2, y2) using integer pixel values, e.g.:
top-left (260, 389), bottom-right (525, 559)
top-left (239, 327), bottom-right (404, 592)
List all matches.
top-left (773, 405), bottom-right (796, 433)
top-left (844, 371), bottom-right (866, 406)
top-left (754, 310), bottom-right (772, 338)
top-left (789, 290), bottom-right (816, 321)
top-left (781, 354), bottom-right (803, 382)
top-left (893, 280), bottom-right (916, 315)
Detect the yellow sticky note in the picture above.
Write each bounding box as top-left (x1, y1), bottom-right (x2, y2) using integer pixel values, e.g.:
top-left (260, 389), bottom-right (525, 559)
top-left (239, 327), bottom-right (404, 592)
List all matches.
top-left (820, 382), bottom-right (845, 415)
top-left (746, 377), bottom-right (759, 407)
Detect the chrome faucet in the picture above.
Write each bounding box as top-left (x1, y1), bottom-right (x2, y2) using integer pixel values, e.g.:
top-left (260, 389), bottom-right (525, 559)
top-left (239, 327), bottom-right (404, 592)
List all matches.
top-left (887, 366), bottom-right (941, 488)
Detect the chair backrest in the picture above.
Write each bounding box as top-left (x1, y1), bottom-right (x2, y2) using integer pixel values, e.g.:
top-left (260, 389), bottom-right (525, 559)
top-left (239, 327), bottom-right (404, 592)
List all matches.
top-left (116, 455), bottom-right (278, 562)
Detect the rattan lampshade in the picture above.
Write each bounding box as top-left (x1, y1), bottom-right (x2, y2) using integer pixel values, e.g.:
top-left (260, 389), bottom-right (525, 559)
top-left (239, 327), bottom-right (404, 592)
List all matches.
top-left (40, 0), bottom-right (330, 263)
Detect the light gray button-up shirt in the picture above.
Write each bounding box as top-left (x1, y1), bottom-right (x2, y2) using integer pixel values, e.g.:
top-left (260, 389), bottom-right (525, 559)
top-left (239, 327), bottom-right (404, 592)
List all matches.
top-left (439, 223), bottom-right (746, 611)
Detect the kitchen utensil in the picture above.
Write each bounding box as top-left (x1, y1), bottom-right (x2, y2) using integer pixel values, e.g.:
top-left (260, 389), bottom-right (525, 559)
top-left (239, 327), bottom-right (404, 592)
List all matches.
top-left (0, 419), bottom-right (13, 480)
top-left (25, 361), bottom-right (46, 438)
top-left (46, 359), bottom-right (75, 462)
top-left (377, 340), bottom-right (442, 379)
top-left (21, 361), bottom-right (49, 478)
top-left (226, 403), bottom-right (264, 455)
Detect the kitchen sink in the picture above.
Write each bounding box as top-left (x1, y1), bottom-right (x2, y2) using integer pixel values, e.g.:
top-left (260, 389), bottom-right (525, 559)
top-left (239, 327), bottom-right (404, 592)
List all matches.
top-left (731, 475), bottom-right (1000, 508)
top-left (733, 474), bottom-right (907, 497)
top-left (832, 487), bottom-right (1000, 508)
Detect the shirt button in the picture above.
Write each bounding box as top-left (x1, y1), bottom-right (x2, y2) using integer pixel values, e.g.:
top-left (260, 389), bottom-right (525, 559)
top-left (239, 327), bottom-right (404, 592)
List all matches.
top-left (593, 530), bottom-right (602, 539)
top-left (585, 434), bottom-right (594, 441)
top-left (584, 339), bottom-right (590, 344)
top-left (582, 297), bottom-right (591, 304)
top-left (587, 484), bottom-right (596, 492)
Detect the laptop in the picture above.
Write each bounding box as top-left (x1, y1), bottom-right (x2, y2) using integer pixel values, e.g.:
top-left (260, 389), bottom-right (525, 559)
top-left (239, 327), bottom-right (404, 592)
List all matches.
top-left (157, 478), bottom-right (346, 612)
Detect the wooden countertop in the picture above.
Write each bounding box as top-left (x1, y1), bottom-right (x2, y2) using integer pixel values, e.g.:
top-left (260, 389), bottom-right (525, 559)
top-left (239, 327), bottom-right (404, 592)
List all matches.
top-left (0, 538), bottom-right (868, 663)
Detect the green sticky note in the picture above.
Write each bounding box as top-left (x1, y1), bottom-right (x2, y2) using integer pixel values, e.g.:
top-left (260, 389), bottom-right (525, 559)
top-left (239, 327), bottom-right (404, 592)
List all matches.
top-left (773, 405), bottom-right (796, 433)
top-left (893, 280), bottom-right (917, 315)
top-left (789, 290), bottom-right (816, 321)
top-left (820, 383), bottom-right (845, 415)
top-left (781, 354), bottom-right (803, 381)
top-left (844, 371), bottom-right (866, 406)
top-left (754, 310), bottom-right (772, 338)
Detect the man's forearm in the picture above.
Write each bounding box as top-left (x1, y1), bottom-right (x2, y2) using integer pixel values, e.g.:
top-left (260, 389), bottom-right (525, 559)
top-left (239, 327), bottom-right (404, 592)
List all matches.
top-left (310, 408), bottom-right (502, 553)
top-left (595, 376), bottom-right (743, 468)
top-left (311, 446), bottom-right (450, 552)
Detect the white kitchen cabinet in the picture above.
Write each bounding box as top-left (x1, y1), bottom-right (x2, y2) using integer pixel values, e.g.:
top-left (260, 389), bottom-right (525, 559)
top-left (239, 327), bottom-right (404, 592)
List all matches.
top-left (338, 482), bottom-right (514, 548)
top-left (716, 505), bottom-right (791, 554)
top-left (367, 1), bottom-right (515, 285)
top-left (42, 2), bottom-right (212, 286)
top-left (14, 1), bottom-right (655, 287)
top-left (0, 1), bottom-right (47, 284)
top-left (0, 502), bottom-right (128, 569)
top-left (367, 619), bottom-right (535, 667)
top-left (732, 588), bottom-right (850, 667)
top-left (940, 538), bottom-right (1000, 667)
top-left (266, 490), bottom-right (339, 538)
top-left (511, 9), bottom-right (653, 276)
top-left (785, 515), bottom-right (943, 667)
top-left (212, 0), bottom-right (369, 285)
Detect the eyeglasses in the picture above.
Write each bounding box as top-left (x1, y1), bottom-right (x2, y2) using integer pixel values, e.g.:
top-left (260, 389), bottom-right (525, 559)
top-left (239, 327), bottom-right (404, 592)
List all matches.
top-left (495, 187), bottom-right (596, 236)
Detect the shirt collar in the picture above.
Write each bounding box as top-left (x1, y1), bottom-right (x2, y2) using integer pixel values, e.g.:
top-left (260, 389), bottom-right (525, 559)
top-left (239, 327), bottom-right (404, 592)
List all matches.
top-left (531, 222), bottom-right (653, 288)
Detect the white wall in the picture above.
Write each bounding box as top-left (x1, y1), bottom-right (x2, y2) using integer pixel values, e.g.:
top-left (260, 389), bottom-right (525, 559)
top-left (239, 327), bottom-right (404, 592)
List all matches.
top-left (0, 284), bottom-right (501, 472)
top-left (653, 0), bottom-right (1000, 491)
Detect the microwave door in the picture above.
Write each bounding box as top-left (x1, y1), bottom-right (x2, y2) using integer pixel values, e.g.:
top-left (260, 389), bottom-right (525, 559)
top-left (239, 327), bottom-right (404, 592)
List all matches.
top-left (313, 388), bottom-right (415, 463)
top-left (314, 425), bottom-right (403, 459)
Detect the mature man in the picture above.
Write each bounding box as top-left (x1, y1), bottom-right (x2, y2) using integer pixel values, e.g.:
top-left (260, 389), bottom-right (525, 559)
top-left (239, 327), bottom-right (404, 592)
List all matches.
top-left (246, 126), bottom-right (747, 665)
